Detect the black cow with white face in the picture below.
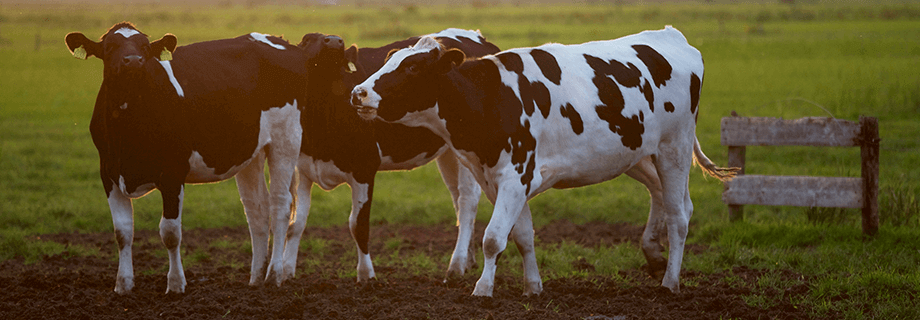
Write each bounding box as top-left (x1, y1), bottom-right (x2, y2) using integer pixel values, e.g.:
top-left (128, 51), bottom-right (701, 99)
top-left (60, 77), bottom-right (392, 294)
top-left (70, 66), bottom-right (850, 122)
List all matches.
top-left (351, 26), bottom-right (738, 296)
top-left (65, 22), bottom-right (307, 294)
top-left (274, 29), bottom-right (500, 284)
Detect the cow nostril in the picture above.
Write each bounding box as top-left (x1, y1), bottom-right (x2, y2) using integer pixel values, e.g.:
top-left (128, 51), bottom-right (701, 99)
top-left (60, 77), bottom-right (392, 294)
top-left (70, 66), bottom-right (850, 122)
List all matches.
top-left (123, 55), bottom-right (144, 66)
top-left (351, 95), bottom-right (362, 107)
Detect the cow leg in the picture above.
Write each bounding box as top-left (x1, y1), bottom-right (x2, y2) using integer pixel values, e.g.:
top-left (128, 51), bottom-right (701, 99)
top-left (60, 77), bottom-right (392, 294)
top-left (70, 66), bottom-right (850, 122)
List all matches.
top-left (625, 157), bottom-right (668, 279)
top-left (510, 203), bottom-right (542, 296)
top-left (263, 155), bottom-right (298, 287)
top-left (235, 155), bottom-right (271, 286)
top-left (159, 184), bottom-right (187, 294)
top-left (108, 189), bottom-right (135, 295)
top-left (436, 151), bottom-right (481, 278)
top-left (348, 181), bottom-right (376, 282)
top-left (472, 183), bottom-right (528, 297)
top-left (653, 141), bottom-right (694, 294)
top-left (281, 170), bottom-right (311, 281)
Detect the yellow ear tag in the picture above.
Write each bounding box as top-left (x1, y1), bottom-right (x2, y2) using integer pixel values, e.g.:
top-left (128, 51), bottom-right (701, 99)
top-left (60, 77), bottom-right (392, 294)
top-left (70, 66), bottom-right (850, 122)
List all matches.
top-left (159, 49), bottom-right (173, 61)
top-left (347, 62), bottom-right (356, 73)
top-left (73, 45), bottom-right (88, 60)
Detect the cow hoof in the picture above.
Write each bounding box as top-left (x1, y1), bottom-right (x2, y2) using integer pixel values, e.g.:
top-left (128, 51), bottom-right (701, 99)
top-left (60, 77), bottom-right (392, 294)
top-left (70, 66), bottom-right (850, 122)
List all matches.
top-left (471, 282), bottom-right (494, 297)
top-left (114, 278), bottom-right (134, 295)
top-left (522, 281), bottom-right (543, 297)
top-left (264, 271), bottom-right (284, 287)
top-left (643, 257), bottom-right (668, 281)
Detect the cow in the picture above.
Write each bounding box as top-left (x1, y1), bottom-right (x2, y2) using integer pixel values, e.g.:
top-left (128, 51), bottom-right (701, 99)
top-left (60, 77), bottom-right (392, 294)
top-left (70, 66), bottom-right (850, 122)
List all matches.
top-left (350, 26), bottom-right (738, 296)
top-left (276, 29), bottom-right (501, 284)
top-left (64, 22), bottom-right (308, 294)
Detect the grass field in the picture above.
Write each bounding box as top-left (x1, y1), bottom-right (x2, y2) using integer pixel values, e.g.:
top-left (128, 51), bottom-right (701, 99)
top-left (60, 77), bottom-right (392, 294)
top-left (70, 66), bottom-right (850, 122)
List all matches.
top-left (1, 1), bottom-right (919, 318)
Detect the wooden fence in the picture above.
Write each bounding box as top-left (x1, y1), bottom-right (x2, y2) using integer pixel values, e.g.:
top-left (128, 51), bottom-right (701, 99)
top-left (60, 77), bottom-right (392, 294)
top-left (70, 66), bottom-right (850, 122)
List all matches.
top-left (720, 115), bottom-right (880, 236)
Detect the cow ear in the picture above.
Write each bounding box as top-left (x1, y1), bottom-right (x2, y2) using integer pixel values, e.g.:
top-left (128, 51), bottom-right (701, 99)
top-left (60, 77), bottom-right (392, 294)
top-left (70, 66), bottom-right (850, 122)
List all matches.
top-left (344, 44), bottom-right (359, 73)
top-left (65, 32), bottom-right (101, 60)
top-left (384, 48), bottom-right (399, 63)
top-left (151, 33), bottom-right (178, 61)
top-left (436, 49), bottom-right (465, 74)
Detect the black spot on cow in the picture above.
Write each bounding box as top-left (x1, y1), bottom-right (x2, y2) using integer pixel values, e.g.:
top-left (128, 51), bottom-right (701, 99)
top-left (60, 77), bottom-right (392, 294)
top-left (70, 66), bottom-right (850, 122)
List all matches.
top-left (533, 81), bottom-right (552, 118)
top-left (497, 52), bottom-right (524, 74)
top-left (632, 44), bottom-right (672, 88)
top-left (559, 103), bottom-right (584, 135)
top-left (664, 102), bottom-right (675, 113)
top-left (502, 52), bottom-right (552, 119)
top-left (690, 73), bottom-right (701, 114)
top-left (530, 49), bottom-right (561, 85)
top-left (641, 79), bottom-right (655, 112)
top-left (585, 54), bottom-right (644, 150)
top-left (510, 120), bottom-right (537, 195)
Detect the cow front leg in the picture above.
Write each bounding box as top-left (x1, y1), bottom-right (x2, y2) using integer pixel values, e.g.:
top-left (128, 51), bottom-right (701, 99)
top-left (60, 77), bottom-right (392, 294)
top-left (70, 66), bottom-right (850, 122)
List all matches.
top-left (235, 155), bottom-right (270, 286)
top-left (159, 184), bottom-right (186, 294)
top-left (348, 181), bottom-right (375, 282)
top-left (511, 203), bottom-right (542, 296)
top-left (281, 170), bottom-right (311, 281)
top-left (436, 152), bottom-right (481, 278)
top-left (473, 183), bottom-right (527, 297)
top-left (107, 188), bottom-right (135, 295)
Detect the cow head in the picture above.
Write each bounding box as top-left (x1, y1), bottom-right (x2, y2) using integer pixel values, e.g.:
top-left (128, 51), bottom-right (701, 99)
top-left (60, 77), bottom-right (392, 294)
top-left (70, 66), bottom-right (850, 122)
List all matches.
top-left (298, 33), bottom-right (359, 97)
top-left (65, 22), bottom-right (177, 82)
top-left (350, 36), bottom-right (465, 123)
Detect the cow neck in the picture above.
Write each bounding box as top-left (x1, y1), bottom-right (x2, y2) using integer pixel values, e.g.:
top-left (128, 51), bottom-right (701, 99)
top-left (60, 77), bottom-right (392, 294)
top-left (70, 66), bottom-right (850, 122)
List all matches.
top-left (97, 59), bottom-right (185, 179)
top-left (434, 59), bottom-right (496, 154)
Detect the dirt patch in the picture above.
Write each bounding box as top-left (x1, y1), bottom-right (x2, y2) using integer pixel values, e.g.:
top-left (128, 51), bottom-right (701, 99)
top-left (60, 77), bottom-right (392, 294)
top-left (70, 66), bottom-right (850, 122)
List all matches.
top-left (0, 220), bottom-right (827, 319)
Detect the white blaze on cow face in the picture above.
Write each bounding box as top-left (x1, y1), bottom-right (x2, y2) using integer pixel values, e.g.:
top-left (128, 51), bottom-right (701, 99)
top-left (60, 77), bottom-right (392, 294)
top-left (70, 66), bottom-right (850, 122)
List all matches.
top-left (113, 27), bottom-right (141, 39)
top-left (351, 36), bottom-right (441, 121)
top-left (249, 32), bottom-right (286, 50)
top-left (158, 60), bottom-right (185, 97)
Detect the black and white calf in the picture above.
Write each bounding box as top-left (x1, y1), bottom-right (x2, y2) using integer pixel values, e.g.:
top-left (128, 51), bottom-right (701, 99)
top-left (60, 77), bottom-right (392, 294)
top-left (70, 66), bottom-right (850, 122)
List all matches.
top-left (351, 26), bottom-right (737, 296)
top-left (65, 22), bottom-right (307, 293)
top-left (276, 29), bottom-right (500, 284)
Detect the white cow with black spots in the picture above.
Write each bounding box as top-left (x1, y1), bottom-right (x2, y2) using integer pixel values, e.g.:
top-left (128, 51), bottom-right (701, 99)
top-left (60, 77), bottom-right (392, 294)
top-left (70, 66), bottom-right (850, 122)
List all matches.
top-left (350, 26), bottom-right (737, 296)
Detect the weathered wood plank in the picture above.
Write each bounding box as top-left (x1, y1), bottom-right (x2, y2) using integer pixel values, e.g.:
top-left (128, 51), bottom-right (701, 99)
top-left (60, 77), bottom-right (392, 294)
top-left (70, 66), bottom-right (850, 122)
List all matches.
top-left (721, 117), bottom-right (861, 147)
top-left (723, 175), bottom-right (864, 208)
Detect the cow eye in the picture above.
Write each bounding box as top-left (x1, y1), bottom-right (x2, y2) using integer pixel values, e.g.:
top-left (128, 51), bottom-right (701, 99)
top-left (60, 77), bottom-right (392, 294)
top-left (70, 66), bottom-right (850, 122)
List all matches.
top-left (406, 64), bottom-right (418, 75)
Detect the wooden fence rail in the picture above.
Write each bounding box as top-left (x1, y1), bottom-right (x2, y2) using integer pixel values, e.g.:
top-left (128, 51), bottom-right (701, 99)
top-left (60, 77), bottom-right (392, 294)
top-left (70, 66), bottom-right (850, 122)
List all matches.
top-left (720, 116), bottom-right (880, 236)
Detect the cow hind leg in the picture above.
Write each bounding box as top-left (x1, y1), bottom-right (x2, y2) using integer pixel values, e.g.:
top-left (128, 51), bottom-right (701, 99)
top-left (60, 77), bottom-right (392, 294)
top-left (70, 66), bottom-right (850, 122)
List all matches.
top-left (281, 170), bottom-right (311, 282)
top-left (348, 181), bottom-right (376, 282)
top-left (263, 157), bottom-right (297, 287)
top-left (625, 157), bottom-right (668, 280)
top-left (653, 142), bottom-right (694, 294)
top-left (511, 204), bottom-right (542, 296)
top-left (108, 189), bottom-right (135, 295)
top-left (235, 154), bottom-right (271, 286)
top-left (436, 152), bottom-right (481, 278)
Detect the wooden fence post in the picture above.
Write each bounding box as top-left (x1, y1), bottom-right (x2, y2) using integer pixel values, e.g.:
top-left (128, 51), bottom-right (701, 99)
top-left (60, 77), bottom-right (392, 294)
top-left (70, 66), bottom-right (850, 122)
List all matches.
top-left (860, 116), bottom-right (880, 236)
top-left (727, 146), bottom-right (745, 222)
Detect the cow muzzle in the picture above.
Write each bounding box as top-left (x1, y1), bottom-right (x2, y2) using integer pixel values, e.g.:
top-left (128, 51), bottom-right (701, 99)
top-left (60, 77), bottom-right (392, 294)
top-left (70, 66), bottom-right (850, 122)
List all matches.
top-left (351, 87), bottom-right (377, 120)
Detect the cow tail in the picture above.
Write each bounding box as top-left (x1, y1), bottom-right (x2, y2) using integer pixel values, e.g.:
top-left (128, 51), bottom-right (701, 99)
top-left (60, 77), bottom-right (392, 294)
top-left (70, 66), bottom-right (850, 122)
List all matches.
top-left (692, 137), bottom-right (740, 181)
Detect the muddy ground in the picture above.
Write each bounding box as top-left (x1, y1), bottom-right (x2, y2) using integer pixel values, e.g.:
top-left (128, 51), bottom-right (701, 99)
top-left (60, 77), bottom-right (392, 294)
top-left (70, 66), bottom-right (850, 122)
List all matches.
top-left (0, 220), bottom-right (826, 319)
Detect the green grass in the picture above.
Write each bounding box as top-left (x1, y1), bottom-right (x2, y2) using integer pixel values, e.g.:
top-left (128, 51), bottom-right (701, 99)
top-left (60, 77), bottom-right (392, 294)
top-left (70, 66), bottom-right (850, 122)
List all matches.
top-left (1, 2), bottom-right (919, 318)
